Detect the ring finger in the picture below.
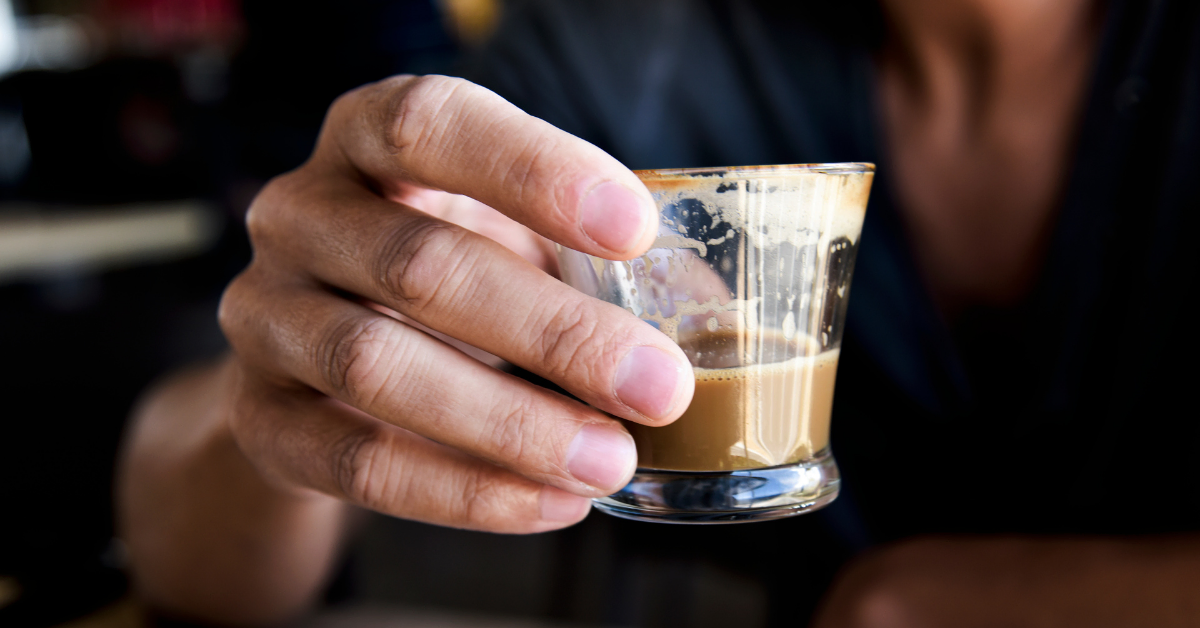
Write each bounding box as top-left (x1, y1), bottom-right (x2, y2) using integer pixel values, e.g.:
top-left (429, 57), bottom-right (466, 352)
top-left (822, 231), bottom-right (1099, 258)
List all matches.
top-left (230, 376), bottom-right (593, 533)
top-left (220, 270), bottom-right (638, 496)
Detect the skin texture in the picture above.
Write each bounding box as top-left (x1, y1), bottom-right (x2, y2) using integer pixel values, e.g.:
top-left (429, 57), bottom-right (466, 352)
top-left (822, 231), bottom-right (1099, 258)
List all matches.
top-left (118, 0), bottom-right (1200, 625)
top-left (119, 75), bottom-right (696, 624)
top-left (119, 361), bottom-right (351, 623)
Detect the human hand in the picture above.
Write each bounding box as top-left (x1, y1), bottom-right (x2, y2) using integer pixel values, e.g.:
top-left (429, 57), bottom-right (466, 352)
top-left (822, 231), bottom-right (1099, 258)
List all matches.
top-left (811, 537), bottom-right (1037, 628)
top-left (810, 536), bottom-right (1200, 628)
top-left (218, 75), bottom-right (694, 534)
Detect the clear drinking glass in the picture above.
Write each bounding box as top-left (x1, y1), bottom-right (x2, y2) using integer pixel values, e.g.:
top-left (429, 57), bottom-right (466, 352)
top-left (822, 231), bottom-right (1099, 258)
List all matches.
top-left (558, 163), bottom-right (874, 523)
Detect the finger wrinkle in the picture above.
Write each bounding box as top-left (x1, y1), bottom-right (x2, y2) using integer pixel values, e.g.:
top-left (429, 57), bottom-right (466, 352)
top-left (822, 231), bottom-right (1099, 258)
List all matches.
top-left (377, 429), bottom-right (428, 515)
top-left (358, 339), bottom-right (420, 419)
top-left (375, 219), bottom-right (471, 313)
top-left (482, 389), bottom-right (545, 474)
top-left (361, 322), bottom-right (446, 421)
top-left (536, 297), bottom-right (601, 383)
top-left (387, 76), bottom-right (470, 163)
top-left (467, 107), bottom-right (522, 168)
top-left (501, 127), bottom-right (580, 229)
top-left (497, 131), bottom-right (554, 208)
top-left (418, 236), bottom-right (489, 323)
top-left (332, 424), bottom-right (382, 504)
top-left (319, 315), bottom-right (401, 410)
top-left (460, 465), bottom-right (527, 531)
top-left (364, 428), bottom-right (429, 514)
top-left (371, 432), bottom-right (409, 511)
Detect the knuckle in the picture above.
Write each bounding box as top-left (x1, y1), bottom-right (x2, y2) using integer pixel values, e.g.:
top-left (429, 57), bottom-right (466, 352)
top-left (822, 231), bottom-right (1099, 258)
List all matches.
top-left (375, 219), bottom-right (476, 313)
top-left (217, 269), bottom-right (258, 349)
top-left (502, 142), bottom-right (542, 193)
top-left (497, 138), bottom-right (562, 213)
top-left (224, 377), bottom-right (261, 437)
top-left (386, 75), bottom-right (472, 157)
top-left (317, 315), bottom-right (399, 407)
top-left (224, 377), bottom-right (286, 469)
top-left (326, 85), bottom-right (361, 122)
top-left (243, 173), bottom-right (297, 247)
top-left (537, 298), bottom-right (603, 382)
top-left (484, 394), bottom-right (545, 472)
top-left (459, 467), bottom-right (519, 530)
top-left (334, 427), bottom-right (395, 508)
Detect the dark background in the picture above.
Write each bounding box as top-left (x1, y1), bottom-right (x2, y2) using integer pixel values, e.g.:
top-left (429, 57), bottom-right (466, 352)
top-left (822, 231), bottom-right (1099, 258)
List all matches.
top-left (0, 2), bottom-right (863, 626)
top-left (0, 0), bottom-right (455, 623)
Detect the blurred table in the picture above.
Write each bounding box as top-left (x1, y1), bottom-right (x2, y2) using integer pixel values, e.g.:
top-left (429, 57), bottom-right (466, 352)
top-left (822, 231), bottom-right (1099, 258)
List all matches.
top-left (0, 200), bottom-right (221, 283)
top-left (0, 199), bottom-right (230, 628)
top-left (300, 605), bottom-right (606, 628)
top-left (40, 598), bottom-right (604, 628)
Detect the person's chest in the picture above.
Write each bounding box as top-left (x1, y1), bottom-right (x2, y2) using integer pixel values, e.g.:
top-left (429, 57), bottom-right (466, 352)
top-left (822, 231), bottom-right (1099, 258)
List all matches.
top-left (874, 2), bottom-right (1104, 316)
top-left (475, 0), bottom-right (1200, 537)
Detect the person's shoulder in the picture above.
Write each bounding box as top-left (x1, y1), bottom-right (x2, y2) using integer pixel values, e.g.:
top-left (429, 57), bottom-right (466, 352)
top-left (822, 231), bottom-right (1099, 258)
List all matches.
top-left (494, 0), bottom-right (701, 48)
top-left (471, 0), bottom-right (720, 93)
top-left (464, 0), bottom-right (724, 141)
top-left (462, 0), bottom-right (883, 164)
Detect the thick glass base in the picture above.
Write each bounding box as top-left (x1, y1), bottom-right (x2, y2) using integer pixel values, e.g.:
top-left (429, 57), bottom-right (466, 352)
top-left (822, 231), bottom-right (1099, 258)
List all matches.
top-left (593, 449), bottom-right (840, 524)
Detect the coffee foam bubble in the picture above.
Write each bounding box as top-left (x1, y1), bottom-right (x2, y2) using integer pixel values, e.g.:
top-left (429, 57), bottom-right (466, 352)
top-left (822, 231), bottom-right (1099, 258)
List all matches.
top-left (691, 349), bottom-right (839, 382)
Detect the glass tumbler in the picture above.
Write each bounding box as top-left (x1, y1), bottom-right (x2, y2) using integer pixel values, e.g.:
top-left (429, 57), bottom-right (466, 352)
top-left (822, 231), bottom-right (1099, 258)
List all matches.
top-left (558, 163), bottom-right (874, 523)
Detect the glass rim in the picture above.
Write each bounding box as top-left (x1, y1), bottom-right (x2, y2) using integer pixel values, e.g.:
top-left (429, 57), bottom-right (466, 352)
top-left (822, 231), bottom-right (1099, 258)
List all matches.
top-left (634, 162), bottom-right (875, 179)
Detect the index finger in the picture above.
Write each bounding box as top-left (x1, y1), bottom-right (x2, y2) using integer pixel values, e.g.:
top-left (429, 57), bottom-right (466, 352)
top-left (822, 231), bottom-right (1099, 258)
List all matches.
top-left (321, 75), bottom-right (657, 261)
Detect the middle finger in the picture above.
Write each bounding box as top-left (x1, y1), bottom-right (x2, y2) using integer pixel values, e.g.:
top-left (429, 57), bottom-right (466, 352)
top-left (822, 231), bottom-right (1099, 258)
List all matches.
top-left (256, 172), bottom-right (693, 427)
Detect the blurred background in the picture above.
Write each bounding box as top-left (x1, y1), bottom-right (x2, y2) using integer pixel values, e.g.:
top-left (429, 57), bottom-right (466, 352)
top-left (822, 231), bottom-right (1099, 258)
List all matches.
top-left (1, 2), bottom-right (835, 627)
top-left (0, 0), bottom-right (513, 625)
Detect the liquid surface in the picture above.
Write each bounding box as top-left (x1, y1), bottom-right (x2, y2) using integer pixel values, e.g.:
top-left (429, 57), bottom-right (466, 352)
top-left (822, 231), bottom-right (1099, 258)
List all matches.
top-left (627, 331), bottom-right (839, 472)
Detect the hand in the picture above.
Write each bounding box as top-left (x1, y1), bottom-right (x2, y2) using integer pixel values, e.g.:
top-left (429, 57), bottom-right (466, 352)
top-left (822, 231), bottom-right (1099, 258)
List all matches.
top-left (812, 537), bottom-right (1040, 628)
top-left (218, 75), bottom-right (695, 534)
top-left (811, 536), bottom-right (1200, 628)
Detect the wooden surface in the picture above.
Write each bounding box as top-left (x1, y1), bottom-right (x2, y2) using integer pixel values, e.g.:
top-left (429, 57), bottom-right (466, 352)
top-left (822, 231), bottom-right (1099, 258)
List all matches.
top-left (54, 598), bottom-right (144, 628)
top-left (0, 201), bottom-right (221, 283)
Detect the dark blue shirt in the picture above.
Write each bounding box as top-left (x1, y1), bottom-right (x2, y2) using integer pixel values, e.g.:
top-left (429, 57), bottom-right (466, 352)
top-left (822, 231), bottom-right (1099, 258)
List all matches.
top-left (467, 0), bottom-right (1200, 551)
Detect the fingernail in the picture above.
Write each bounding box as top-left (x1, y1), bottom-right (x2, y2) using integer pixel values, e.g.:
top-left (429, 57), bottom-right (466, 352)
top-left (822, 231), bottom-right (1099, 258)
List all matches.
top-left (582, 181), bottom-right (650, 254)
top-left (539, 486), bottom-right (591, 522)
top-left (566, 423), bottom-right (637, 491)
top-left (615, 345), bottom-right (687, 420)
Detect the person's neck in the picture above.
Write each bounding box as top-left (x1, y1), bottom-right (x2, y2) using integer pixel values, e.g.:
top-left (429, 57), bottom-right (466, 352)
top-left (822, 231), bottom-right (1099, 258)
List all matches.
top-left (879, 0), bottom-right (1099, 130)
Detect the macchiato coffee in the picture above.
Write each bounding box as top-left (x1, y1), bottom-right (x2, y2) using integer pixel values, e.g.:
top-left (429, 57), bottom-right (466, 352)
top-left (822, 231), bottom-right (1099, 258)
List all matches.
top-left (558, 163), bottom-right (872, 522)
top-left (627, 330), bottom-right (838, 472)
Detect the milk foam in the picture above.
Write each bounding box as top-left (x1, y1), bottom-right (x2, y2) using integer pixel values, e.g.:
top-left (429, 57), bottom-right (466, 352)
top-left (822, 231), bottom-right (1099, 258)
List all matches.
top-left (692, 349), bottom-right (838, 382)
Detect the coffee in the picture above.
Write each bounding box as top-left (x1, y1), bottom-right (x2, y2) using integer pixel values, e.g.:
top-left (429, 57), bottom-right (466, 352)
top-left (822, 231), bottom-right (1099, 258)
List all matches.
top-left (627, 330), bottom-right (839, 472)
top-left (559, 163), bottom-right (871, 521)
